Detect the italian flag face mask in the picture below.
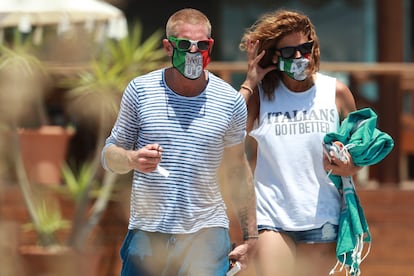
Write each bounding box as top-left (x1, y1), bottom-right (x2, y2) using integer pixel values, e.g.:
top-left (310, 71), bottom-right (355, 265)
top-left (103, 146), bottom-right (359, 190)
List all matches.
top-left (171, 48), bottom-right (211, 80)
top-left (277, 56), bottom-right (310, 81)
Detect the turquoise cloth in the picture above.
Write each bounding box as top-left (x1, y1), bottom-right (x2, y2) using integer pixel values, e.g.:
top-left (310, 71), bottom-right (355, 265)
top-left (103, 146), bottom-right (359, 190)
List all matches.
top-left (324, 108), bottom-right (394, 275)
top-left (324, 107), bottom-right (394, 167)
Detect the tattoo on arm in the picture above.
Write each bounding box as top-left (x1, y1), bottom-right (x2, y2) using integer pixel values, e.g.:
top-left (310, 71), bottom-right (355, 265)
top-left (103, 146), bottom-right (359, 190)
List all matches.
top-left (224, 147), bottom-right (257, 240)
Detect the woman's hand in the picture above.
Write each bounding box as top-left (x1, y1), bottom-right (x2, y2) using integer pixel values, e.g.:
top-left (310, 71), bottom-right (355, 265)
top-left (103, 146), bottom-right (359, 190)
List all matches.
top-left (242, 40), bottom-right (277, 90)
top-left (323, 149), bottom-right (361, 177)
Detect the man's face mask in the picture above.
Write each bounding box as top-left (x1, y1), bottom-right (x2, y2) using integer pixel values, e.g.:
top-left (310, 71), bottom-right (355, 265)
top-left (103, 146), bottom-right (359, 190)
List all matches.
top-left (276, 41), bottom-right (313, 81)
top-left (168, 36), bottom-right (213, 80)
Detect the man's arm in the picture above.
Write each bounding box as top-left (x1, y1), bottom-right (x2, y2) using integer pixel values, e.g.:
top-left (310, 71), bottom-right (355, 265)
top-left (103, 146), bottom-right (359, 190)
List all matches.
top-left (103, 144), bottom-right (162, 174)
top-left (103, 144), bottom-right (133, 174)
top-left (222, 142), bottom-right (257, 268)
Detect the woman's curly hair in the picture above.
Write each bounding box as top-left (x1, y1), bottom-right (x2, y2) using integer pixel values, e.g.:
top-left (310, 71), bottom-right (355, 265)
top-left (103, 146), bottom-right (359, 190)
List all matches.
top-left (240, 9), bottom-right (320, 100)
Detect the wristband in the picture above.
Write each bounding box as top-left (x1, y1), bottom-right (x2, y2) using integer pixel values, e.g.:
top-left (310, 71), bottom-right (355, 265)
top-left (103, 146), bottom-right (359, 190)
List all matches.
top-left (243, 234), bottom-right (259, 240)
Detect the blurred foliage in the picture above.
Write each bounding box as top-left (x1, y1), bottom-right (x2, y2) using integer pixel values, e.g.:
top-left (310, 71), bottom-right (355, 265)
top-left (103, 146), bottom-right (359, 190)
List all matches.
top-left (3, 21), bottom-right (166, 252)
top-left (22, 197), bottom-right (70, 247)
top-left (61, 21), bottom-right (167, 132)
top-left (0, 30), bottom-right (52, 127)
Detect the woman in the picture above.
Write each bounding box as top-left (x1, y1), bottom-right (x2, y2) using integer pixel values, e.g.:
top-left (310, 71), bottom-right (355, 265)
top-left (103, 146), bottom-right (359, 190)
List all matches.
top-left (238, 9), bottom-right (361, 276)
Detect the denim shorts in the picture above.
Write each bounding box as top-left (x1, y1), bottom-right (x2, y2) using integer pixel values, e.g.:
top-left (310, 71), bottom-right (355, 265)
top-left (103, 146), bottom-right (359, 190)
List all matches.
top-left (119, 227), bottom-right (231, 276)
top-left (258, 223), bottom-right (338, 243)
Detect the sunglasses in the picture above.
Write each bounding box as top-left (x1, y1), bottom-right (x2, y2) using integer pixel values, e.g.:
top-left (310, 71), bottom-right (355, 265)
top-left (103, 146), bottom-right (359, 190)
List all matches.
top-left (276, 41), bottom-right (314, 59)
top-left (168, 36), bottom-right (213, 52)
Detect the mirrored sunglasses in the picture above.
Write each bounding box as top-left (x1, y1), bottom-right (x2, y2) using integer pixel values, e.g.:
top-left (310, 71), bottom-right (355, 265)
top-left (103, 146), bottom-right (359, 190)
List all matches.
top-left (276, 41), bottom-right (314, 59)
top-left (168, 36), bottom-right (213, 51)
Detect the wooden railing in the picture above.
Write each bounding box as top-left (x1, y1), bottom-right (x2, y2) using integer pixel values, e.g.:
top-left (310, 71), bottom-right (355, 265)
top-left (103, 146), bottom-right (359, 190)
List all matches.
top-left (208, 61), bottom-right (414, 185)
top-left (48, 61), bottom-right (414, 184)
top-left (207, 61), bottom-right (414, 82)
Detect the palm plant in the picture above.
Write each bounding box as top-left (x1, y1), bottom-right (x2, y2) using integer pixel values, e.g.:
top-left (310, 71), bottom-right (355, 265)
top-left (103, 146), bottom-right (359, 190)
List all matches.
top-left (0, 31), bottom-right (51, 128)
top-left (58, 162), bottom-right (117, 250)
top-left (55, 22), bottom-right (167, 251)
top-left (21, 197), bottom-right (71, 247)
top-left (13, 136), bottom-right (69, 248)
top-left (1, 31), bottom-right (70, 247)
top-left (63, 21), bottom-right (166, 152)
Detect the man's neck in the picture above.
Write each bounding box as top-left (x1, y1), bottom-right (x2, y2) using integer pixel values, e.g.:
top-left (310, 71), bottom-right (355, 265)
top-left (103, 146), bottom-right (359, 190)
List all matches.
top-left (165, 67), bottom-right (208, 97)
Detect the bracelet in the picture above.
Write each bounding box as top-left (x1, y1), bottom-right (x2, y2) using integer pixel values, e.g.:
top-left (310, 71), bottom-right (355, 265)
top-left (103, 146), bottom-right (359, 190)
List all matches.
top-left (243, 234), bottom-right (259, 240)
top-left (240, 84), bottom-right (254, 96)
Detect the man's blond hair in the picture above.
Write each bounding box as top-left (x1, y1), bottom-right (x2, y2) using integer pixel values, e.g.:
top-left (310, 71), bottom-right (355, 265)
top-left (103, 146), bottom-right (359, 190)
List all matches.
top-left (166, 8), bottom-right (212, 38)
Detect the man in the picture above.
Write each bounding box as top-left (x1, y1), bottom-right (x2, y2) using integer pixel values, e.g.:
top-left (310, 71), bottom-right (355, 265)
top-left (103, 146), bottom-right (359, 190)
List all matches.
top-left (101, 8), bottom-right (257, 276)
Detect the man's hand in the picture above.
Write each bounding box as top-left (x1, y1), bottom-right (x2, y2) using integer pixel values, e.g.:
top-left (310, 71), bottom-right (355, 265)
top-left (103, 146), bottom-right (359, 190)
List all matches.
top-left (228, 239), bottom-right (257, 271)
top-left (104, 143), bottom-right (163, 174)
top-left (127, 144), bottom-right (163, 173)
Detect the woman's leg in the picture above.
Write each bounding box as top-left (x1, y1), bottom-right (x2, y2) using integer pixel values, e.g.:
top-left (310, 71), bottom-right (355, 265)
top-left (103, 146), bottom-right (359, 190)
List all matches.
top-left (254, 230), bottom-right (296, 276)
top-left (295, 242), bottom-right (338, 276)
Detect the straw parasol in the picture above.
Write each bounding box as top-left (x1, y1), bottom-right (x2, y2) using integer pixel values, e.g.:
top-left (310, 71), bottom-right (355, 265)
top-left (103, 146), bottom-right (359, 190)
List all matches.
top-left (0, 0), bottom-right (127, 43)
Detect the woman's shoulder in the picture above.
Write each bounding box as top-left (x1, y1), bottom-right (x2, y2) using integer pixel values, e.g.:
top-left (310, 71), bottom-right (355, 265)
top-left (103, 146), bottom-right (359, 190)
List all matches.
top-left (334, 77), bottom-right (357, 119)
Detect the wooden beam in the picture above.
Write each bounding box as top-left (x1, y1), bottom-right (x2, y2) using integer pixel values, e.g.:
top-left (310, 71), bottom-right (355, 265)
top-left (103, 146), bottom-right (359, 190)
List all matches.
top-left (375, 0), bottom-right (405, 186)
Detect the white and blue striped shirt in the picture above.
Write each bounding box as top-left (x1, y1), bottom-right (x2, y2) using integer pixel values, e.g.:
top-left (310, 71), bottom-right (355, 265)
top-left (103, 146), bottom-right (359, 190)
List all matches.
top-left (104, 68), bottom-right (247, 234)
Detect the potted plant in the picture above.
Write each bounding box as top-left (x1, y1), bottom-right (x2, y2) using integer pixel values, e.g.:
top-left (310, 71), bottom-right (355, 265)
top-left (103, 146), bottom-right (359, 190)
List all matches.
top-left (14, 157), bottom-right (108, 275)
top-left (0, 30), bottom-right (75, 186)
top-left (11, 22), bottom-right (167, 275)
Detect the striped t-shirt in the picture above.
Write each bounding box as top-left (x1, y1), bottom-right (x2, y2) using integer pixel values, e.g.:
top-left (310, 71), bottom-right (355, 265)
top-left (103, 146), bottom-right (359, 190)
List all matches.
top-left (103, 68), bottom-right (247, 234)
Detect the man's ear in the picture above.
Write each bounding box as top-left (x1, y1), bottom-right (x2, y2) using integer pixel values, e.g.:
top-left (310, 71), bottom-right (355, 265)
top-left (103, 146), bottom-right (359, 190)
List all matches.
top-left (162, 39), bottom-right (173, 57)
top-left (209, 39), bottom-right (214, 54)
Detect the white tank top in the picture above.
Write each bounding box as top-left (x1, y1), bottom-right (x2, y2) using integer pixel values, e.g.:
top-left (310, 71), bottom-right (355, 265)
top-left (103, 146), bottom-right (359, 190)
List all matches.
top-left (250, 73), bottom-right (341, 231)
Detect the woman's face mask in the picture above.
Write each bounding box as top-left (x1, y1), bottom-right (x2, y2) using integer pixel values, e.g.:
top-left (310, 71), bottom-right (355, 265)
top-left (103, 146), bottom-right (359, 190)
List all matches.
top-left (277, 56), bottom-right (310, 81)
top-left (169, 36), bottom-right (213, 80)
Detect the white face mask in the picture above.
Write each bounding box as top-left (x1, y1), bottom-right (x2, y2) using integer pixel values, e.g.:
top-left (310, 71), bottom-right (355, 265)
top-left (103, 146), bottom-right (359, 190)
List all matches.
top-left (278, 56), bottom-right (310, 81)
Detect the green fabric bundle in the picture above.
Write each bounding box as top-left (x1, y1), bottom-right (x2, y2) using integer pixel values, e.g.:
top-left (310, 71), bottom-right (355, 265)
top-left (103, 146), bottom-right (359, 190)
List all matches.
top-left (324, 108), bottom-right (394, 275)
top-left (324, 107), bottom-right (394, 165)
